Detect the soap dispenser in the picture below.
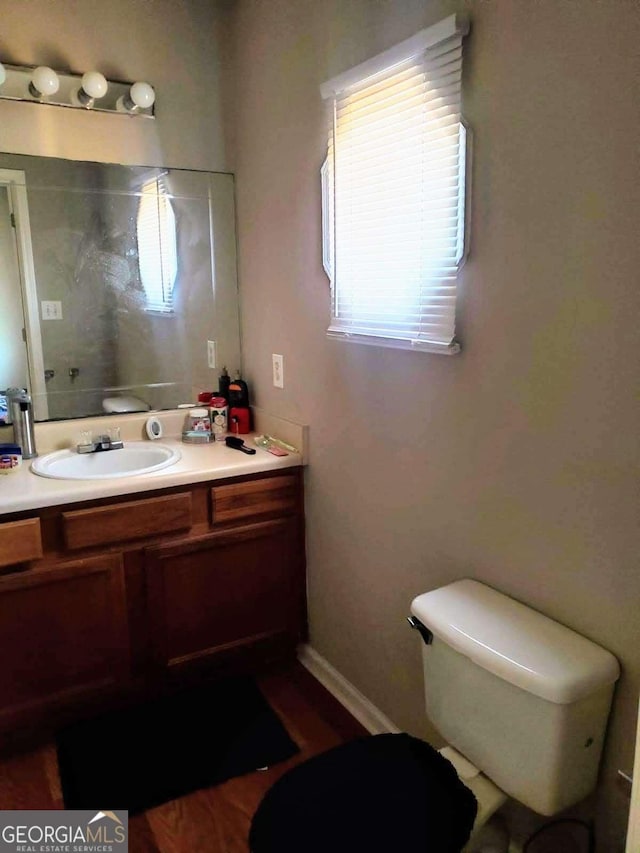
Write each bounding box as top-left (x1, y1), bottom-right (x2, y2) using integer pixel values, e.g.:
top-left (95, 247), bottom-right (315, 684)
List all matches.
top-left (228, 371), bottom-right (251, 435)
top-left (218, 366), bottom-right (231, 402)
top-left (7, 389), bottom-right (37, 459)
top-left (228, 371), bottom-right (250, 408)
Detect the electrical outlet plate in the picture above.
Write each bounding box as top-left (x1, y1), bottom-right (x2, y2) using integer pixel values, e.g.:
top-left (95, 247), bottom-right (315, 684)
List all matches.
top-left (207, 340), bottom-right (217, 369)
top-left (41, 300), bottom-right (63, 320)
top-left (272, 353), bottom-right (284, 388)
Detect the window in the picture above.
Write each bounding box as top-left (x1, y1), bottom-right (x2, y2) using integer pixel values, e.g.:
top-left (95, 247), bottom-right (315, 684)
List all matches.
top-left (321, 14), bottom-right (470, 354)
top-left (136, 177), bottom-right (178, 314)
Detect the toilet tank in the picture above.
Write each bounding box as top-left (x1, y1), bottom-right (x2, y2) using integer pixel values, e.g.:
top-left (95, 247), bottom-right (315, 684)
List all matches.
top-left (410, 580), bottom-right (620, 816)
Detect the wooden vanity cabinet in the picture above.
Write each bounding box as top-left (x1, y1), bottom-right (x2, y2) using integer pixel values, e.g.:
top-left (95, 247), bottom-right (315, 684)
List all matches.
top-left (0, 553), bottom-right (129, 734)
top-left (0, 468), bottom-right (306, 743)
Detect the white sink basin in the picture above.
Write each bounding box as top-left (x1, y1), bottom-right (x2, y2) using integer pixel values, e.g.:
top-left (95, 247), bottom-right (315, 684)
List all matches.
top-left (31, 442), bottom-right (181, 480)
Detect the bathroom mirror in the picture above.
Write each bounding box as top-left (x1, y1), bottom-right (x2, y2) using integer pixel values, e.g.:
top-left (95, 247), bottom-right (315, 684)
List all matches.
top-left (0, 152), bottom-right (241, 422)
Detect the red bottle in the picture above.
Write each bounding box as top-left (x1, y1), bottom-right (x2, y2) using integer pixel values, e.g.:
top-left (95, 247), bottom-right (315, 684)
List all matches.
top-left (228, 407), bottom-right (250, 435)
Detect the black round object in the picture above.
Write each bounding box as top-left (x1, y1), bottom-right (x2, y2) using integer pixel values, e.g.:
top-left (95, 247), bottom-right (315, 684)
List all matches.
top-left (249, 733), bottom-right (478, 853)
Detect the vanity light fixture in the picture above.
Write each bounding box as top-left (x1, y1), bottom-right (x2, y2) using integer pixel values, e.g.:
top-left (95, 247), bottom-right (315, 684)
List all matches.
top-left (0, 61), bottom-right (155, 118)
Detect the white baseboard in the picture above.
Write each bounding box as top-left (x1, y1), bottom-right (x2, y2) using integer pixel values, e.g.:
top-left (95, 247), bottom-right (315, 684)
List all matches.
top-left (298, 644), bottom-right (401, 736)
top-left (626, 699), bottom-right (640, 853)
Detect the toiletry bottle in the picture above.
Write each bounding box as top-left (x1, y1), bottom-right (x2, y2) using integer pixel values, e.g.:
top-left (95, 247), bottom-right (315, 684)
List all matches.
top-left (218, 366), bottom-right (231, 402)
top-left (210, 396), bottom-right (228, 442)
top-left (228, 407), bottom-right (251, 435)
top-left (228, 371), bottom-right (250, 408)
top-left (228, 371), bottom-right (251, 433)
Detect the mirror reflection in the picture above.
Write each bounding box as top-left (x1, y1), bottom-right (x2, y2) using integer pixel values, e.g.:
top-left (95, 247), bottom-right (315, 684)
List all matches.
top-left (0, 153), bottom-right (241, 422)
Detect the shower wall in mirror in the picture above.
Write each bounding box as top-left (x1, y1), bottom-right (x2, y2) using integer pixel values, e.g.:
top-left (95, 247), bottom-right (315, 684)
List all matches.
top-left (0, 153), bottom-right (241, 422)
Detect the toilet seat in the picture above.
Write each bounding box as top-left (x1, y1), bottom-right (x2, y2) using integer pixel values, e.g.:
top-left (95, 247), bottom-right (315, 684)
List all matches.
top-left (250, 734), bottom-right (478, 853)
top-left (439, 746), bottom-right (507, 846)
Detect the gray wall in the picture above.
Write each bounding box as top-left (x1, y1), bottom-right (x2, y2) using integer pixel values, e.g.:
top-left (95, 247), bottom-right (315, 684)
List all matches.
top-left (225, 1), bottom-right (640, 849)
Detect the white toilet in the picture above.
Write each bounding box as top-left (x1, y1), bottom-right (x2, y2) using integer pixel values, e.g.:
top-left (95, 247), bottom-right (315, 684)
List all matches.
top-left (410, 579), bottom-right (620, 850)
top-left (102, 395), bottom-right (150, 414)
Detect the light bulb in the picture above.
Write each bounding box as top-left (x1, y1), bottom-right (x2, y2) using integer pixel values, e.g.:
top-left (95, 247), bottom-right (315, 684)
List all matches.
top-left (0, 62), bottom-right (6, 87)
top-left (29, 66), bottom-right (60, 97)
top-left (130, 81), bottom-right (155, 109)
top-left (116, 81), bottom-right (155, 114)
top-left (82, 71), bottom-right (108, 99)
top-left (73, 70), bottom-right (108, 107)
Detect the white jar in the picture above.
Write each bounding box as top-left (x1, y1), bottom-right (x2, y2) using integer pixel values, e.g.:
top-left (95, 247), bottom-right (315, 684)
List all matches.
top-left (185, 407), bottom-right (211, 433)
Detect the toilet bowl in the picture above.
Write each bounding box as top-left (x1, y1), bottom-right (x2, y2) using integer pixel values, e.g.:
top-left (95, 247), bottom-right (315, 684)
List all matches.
top-left (102, 395), bottom-right (150, 414)
top-left (439, 745), bottom-right (507, 849)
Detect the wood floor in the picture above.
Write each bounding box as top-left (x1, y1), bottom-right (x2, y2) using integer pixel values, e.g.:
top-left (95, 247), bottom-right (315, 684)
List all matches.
top-left (0, 664), bottom-right (591, 853)
top-left (0, 663), bottom-right (368, 853)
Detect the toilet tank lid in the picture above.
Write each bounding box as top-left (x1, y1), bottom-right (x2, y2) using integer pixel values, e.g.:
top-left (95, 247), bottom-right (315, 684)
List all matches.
top-left (411, 580), bottom-right (620, 704)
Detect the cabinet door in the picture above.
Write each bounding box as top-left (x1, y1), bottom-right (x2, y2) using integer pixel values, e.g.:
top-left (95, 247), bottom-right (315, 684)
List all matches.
top-left (146, 518), bottom-right (304, 675)
top-left (0, 554), bottom-right (129, 731)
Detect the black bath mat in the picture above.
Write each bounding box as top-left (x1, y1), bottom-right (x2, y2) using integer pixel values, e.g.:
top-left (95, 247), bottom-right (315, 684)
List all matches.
top-left (56, 677), bottom-right (299, 815)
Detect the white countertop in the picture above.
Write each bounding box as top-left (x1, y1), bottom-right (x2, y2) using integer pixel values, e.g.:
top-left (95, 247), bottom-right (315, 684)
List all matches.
top-left (0, 436), bottom-right (303, 515)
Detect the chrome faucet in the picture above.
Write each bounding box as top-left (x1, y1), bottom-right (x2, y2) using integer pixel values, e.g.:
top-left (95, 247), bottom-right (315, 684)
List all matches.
top-left (77, 429), bottom-right (123, 454)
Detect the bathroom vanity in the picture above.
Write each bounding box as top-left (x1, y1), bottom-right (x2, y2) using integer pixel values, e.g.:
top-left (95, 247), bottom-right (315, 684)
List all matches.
top-left (0, 146), bottom-right (307, 749)
top-left (0, 443), bottom-right (306, 748)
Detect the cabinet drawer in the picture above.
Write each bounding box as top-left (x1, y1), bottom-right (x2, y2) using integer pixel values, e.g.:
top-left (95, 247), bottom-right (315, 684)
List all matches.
top-left (62, 492), bottom-right (193, 550)
top-left (211, 475), bottom-right (298, 525)
top-left (0, 518), bottom-right (43, 568)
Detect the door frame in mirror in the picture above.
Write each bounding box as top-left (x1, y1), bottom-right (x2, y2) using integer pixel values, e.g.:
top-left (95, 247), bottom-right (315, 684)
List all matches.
top-left (0, 169), bottom-right (48, 420)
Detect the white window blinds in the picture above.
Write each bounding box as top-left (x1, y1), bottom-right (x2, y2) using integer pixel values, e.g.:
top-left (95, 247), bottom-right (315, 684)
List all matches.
top-left (321, 14), bottom-right (470, 354)
top-left (137, 178), bottom-right (178, 314)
